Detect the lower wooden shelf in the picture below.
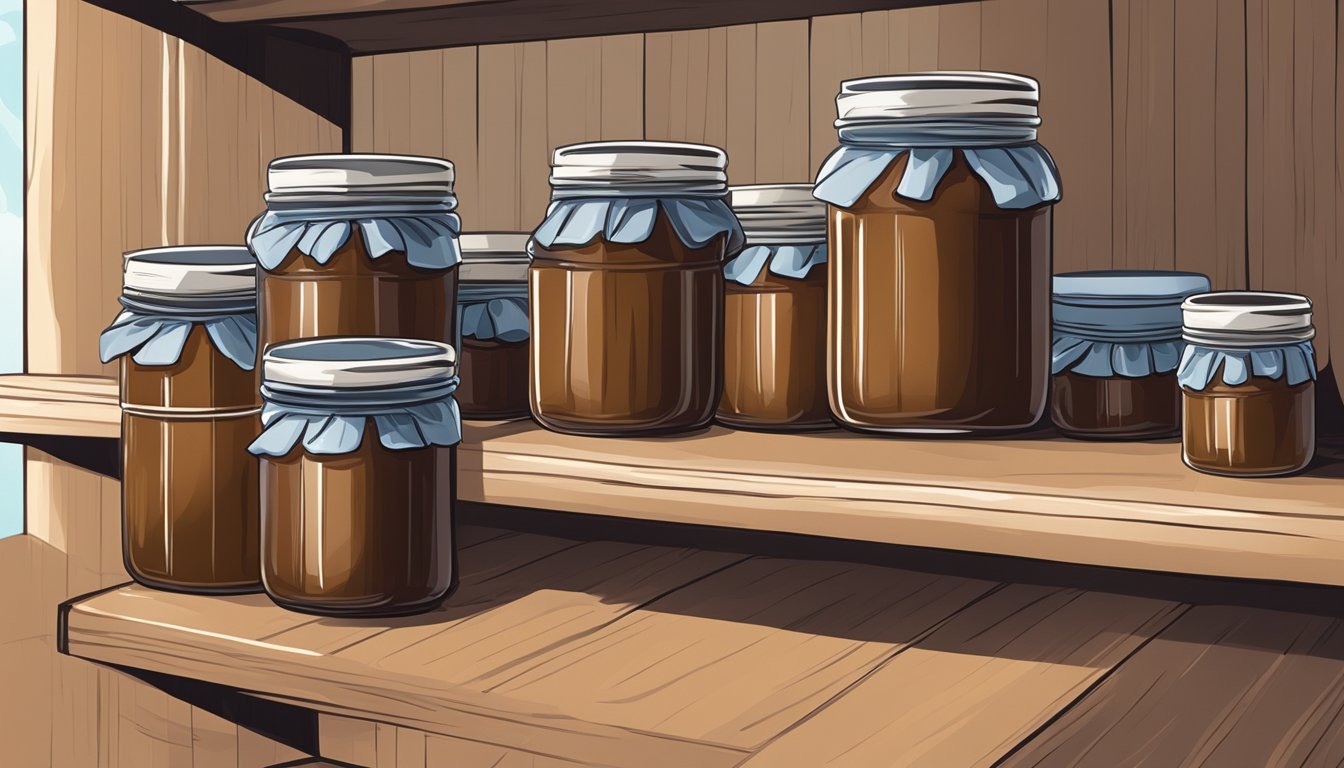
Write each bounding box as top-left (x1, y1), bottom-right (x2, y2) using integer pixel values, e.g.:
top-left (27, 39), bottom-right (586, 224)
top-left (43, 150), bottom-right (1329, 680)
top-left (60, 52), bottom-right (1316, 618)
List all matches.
top-left (7, 375), bottom-right (1344, 585)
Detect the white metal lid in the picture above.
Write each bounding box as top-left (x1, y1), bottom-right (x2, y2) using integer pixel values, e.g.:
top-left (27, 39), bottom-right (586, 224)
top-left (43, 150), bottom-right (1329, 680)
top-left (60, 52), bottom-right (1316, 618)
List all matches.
top-left (1182, 292), bottom-right (1315, 346)
top-left (459, 232), bottom-right (530, 282)
top-left (837, 72), bottom-right (1039, 122)
top-left (729, 184), bottom-right (827, 245)
top-left (123, 246), bottom-right (256, 297)
top-left (262, 337), bottom-right (457, 390)
top-left (550, 141), bottom-right (729, 196)
top-left (1053, 271), bottom-right (1212, 306)
top-left (265, 154), bottom-right (455, 202)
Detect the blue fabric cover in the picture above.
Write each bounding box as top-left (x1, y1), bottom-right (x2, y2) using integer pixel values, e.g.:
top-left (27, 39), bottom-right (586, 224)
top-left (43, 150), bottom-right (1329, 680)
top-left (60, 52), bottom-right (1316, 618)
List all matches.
top-left (248, 380), bottom-right (461, 457)
top-left (723, 243), bottom-right (828, 286)
top-left (99, 308), bottom-right (257, 370)
top-left (1051, 335), bottom-right (1183, 378)
top-left (247, 202), bottom-right (462, 271)
top-left (459, 283), bottom-right (530, 343)
top-left (532, 197), bottom-right (745, 255)
top-left (813, 145), bottom-right (1061, 211)
top-left (1177, 342), bottom-right (1317, 391)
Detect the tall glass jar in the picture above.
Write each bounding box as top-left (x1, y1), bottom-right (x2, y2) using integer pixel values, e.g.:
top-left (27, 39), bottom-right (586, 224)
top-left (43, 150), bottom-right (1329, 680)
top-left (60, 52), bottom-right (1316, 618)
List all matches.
top-left (246, 154), bottom-right (462, 352)
top-left (719, 184), bottom-right (830, 430)
top-left (814, 73), bottom-right (1061, 434)
top-left (457, 233), bottom-right (531, 420)
top-left (1051, 271), bottom-right (1210, 439)
top-left (249, 338), bottom-right (461, 616)
top-left (99, 246), bottom-right (261, 594)
top-left (1179, 293), bottom-right (1316, 477)
top-left (529, 142), bottom-right (744, 436)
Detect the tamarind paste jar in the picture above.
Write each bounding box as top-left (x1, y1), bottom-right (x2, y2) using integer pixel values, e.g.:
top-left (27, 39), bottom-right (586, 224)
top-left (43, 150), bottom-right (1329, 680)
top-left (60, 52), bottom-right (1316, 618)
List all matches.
top-left (529, 142), bottom-right (744, 435)
top-left (249, 337), bottom-right (462, 616)
top-left (1051, 271), bottom-right (1210, 439)
top-left (814, 73), bottom-right (1062, 434)
top-left (457, 233), bottom-right (530, 420)
top-left (99, 246), bottom-right (261, 593)
top-left (1179, 293), bottom-right (1316, 477)
top-left (247, 154), bottom-right (462, 351)
top-left (719, 184), bottom-right (830, 430)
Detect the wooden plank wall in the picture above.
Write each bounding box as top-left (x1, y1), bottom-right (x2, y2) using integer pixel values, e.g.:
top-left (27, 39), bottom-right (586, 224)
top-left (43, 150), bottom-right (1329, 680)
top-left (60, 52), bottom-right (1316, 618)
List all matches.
top-left (352, 0), bottom-right (1344, 416)
top-left (13, 1), bottom-right (339, 766)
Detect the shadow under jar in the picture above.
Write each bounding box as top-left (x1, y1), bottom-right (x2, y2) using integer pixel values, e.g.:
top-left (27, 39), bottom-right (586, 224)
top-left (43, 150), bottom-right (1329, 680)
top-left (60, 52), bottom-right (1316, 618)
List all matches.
top-left (249, 338), bottom-right (462, 617)
top-left (1178, 292), bottom-right (1317, 477)
top-left (99, 246), bottom-right (262, 594)
top-left (719, 184), bottom-right (831, 430)
top-left (456, 233), bottom-right (531, 420)
top-left (815, 73), bottom-right (1062, 434)
top-left (529, 141), bottom-right (744, 436)
top-left (1050, 271), bottom-right (1210, 440)
top-left (246, 154), bottom-right (462, 352)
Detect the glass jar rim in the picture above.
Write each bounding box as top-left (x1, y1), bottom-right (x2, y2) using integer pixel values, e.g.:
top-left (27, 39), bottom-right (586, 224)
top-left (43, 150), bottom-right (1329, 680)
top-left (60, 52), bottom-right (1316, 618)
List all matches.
top-left (263, 338), bottom-right (457, 391)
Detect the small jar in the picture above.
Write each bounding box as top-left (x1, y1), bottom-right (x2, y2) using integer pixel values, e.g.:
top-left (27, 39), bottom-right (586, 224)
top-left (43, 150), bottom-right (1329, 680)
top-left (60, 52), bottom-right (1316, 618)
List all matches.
top-left (719, 184), bottom-right (830, 430)
top-left (1051, 271), bottom-right (1210, 439)
top-left (529, 142), bottom-right (744, 435)
top-left (1178, 293), bottom-right (1316, 477)
top-left (457, 233), bottom-right (531, 420)
top-left (249, 338), bottom-right (461, 616)
top-left (99, 246), bottom-right (261, 594)
top-left (815, 73), bottom-right (1061, 434)
top-left (247, 154), bottom-right (462, 352)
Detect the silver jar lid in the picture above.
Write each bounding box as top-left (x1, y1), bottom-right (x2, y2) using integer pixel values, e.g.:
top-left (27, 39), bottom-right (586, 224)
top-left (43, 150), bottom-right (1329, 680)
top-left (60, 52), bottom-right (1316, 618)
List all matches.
top-left (729, 184), bottom-right (827, 245)
top-left (549, 141), bottom-right (728, 197)
top-left (265, 154), bottom-right (455, 203)
top-left (1182, 292), bottom-right (1315, 347)
top-left (262, 337), bottom-right (457, 391)
top-left (122, 246), bottom-right (256, 301)
top-left (835, 71), bottom-right (1041, 146)
top-left (458, 232), bottom-right (530, 283)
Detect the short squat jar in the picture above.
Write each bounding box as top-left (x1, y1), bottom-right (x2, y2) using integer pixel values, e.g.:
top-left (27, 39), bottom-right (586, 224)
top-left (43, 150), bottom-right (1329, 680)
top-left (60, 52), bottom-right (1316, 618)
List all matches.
top-left (1051, 271), bottom-right (1210, 439)
top-left (249, 338), bottom-right (461, 616)
top-left (815, 73), bottom-right (1061, 433)
top-left (457, 233), bottom-right (531, 419)
top-left (99, 247), bottom-right (261, 594)
top-left (247, 154), bottom-right (462, 351)
top-left (529, 142), bottom-right (744, 435)
top-left (1178, 293), bottom-right (1317, 477)
top-left (719, 184), bottom-right (830, 430)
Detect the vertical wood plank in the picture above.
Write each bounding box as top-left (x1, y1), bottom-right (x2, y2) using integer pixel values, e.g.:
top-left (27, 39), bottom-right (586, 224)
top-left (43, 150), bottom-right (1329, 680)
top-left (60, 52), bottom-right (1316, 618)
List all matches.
top-left (237, 725), bottom-right (306, 768)
top-left (643, 29), bottom-right (727, 147)
top-left (405, 50), bottom-right (446, 158)
top-left (1175, 0), bottom-right (1247, 290)
top-left (547, 37), bottom-right (604, 151)
top-left (318, 714), bottom-right (379, 766)
top-left (442, 47), bottom-right (479, 228)
top-left (189, 706), bottom-right (239, 768)
top-left (1335, 0), bottom-right (1344, 401)
top-left (519, 41), bottom-right (549, 231)
top-left (395, 728), bottom-right (427, 768)
top-left (753, 20), bottom-right (810, 182)
top-left (600, 35), bottom-right (644, 139)
top-left (902, 7), bottom-right (942, 70)
top-left (938, 2), bottom-right (981, 70)
top-left (351, 57), bottom-right (374, 151)
top-left (808, 14), bottom-right (863, 177)
top-left (725, 24), bottom-right (758, 184)
top-left (477, 44), bottom-right (524, 230)
top-left (980, 0), bottom-right (1049, 80)
top-left (1046, 0), bottom-right (1113, 272)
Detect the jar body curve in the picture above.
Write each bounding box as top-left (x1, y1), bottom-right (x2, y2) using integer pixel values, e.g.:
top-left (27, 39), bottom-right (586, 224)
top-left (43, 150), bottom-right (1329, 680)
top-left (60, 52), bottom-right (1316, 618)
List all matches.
top-left (1182, 376), bottom-right (1315, 477)
top-left (1052, 370), bottom-right (1181, 439)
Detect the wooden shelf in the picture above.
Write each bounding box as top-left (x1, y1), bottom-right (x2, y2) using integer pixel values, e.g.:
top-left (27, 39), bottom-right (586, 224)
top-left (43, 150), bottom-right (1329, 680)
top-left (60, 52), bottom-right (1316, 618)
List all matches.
top-left (173, 0), bottom-right (971, 53)
top-left (0, 375), bottom-right (120, 440)
top-left (62, 524), bottom-right (1190, 767)
top-left (8, 374), bottom-right (1344, 585)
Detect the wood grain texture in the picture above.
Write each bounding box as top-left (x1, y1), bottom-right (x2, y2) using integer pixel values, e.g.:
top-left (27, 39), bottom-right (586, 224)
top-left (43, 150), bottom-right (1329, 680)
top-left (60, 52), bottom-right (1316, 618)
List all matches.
top-left (1001, 605), bottom-right (1344, 767)
top-left (744, 587), bottom-right (1184, 767)
top-left (0, 374), bottom-right (120, 439)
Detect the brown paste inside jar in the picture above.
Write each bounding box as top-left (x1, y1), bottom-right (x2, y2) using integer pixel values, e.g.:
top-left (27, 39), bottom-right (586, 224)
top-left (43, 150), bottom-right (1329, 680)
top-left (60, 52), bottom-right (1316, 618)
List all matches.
top-left (828, 153), bottom-right (1052, 433)
top-left (1051, 370), bottom-right (1181, 440)
top-left (720, 269), bottom-right (830, 430)
top-left (260, 434), bottom-right (456, 617)
top-left (458, 337), bottom-right (530, 420)
top-left (121, 325), bottom-right (261, 593)
top-left (259, 237), bottom-right (457, 351)
top-left (530, 212), bottom-right (725, 435)
top-left (1183, 373), bottom-right (1315, 476)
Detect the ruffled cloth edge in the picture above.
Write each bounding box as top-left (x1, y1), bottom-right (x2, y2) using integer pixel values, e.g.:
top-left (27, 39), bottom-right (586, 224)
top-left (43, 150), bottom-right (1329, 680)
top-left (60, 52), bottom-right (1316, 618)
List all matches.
top-left (723, 243), bottom-right (828, 286)
top-left (813, 144), bottom-right (1061, 211)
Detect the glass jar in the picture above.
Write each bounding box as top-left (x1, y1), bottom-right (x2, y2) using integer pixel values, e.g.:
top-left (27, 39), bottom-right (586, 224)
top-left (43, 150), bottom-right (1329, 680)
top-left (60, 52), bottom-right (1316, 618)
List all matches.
top-left (249, 338), bottom-right (461, 616)
top-left (99, 246), bottom-right (261, 594)
top-left (1179, 293), bottom-right (1316, 477)
top-left (719, 184), bottom-right (830, 430)
top-left (457, 233), bottom-right (531, 420)
top-left (529, 142), bottom-right (744, 435)
top-left (246, 154), bottom-right (462, 352)
top-left (1051, 271), bottom-right (1210, 439)
top-left (814, 73), bottom-right (1061, 434)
